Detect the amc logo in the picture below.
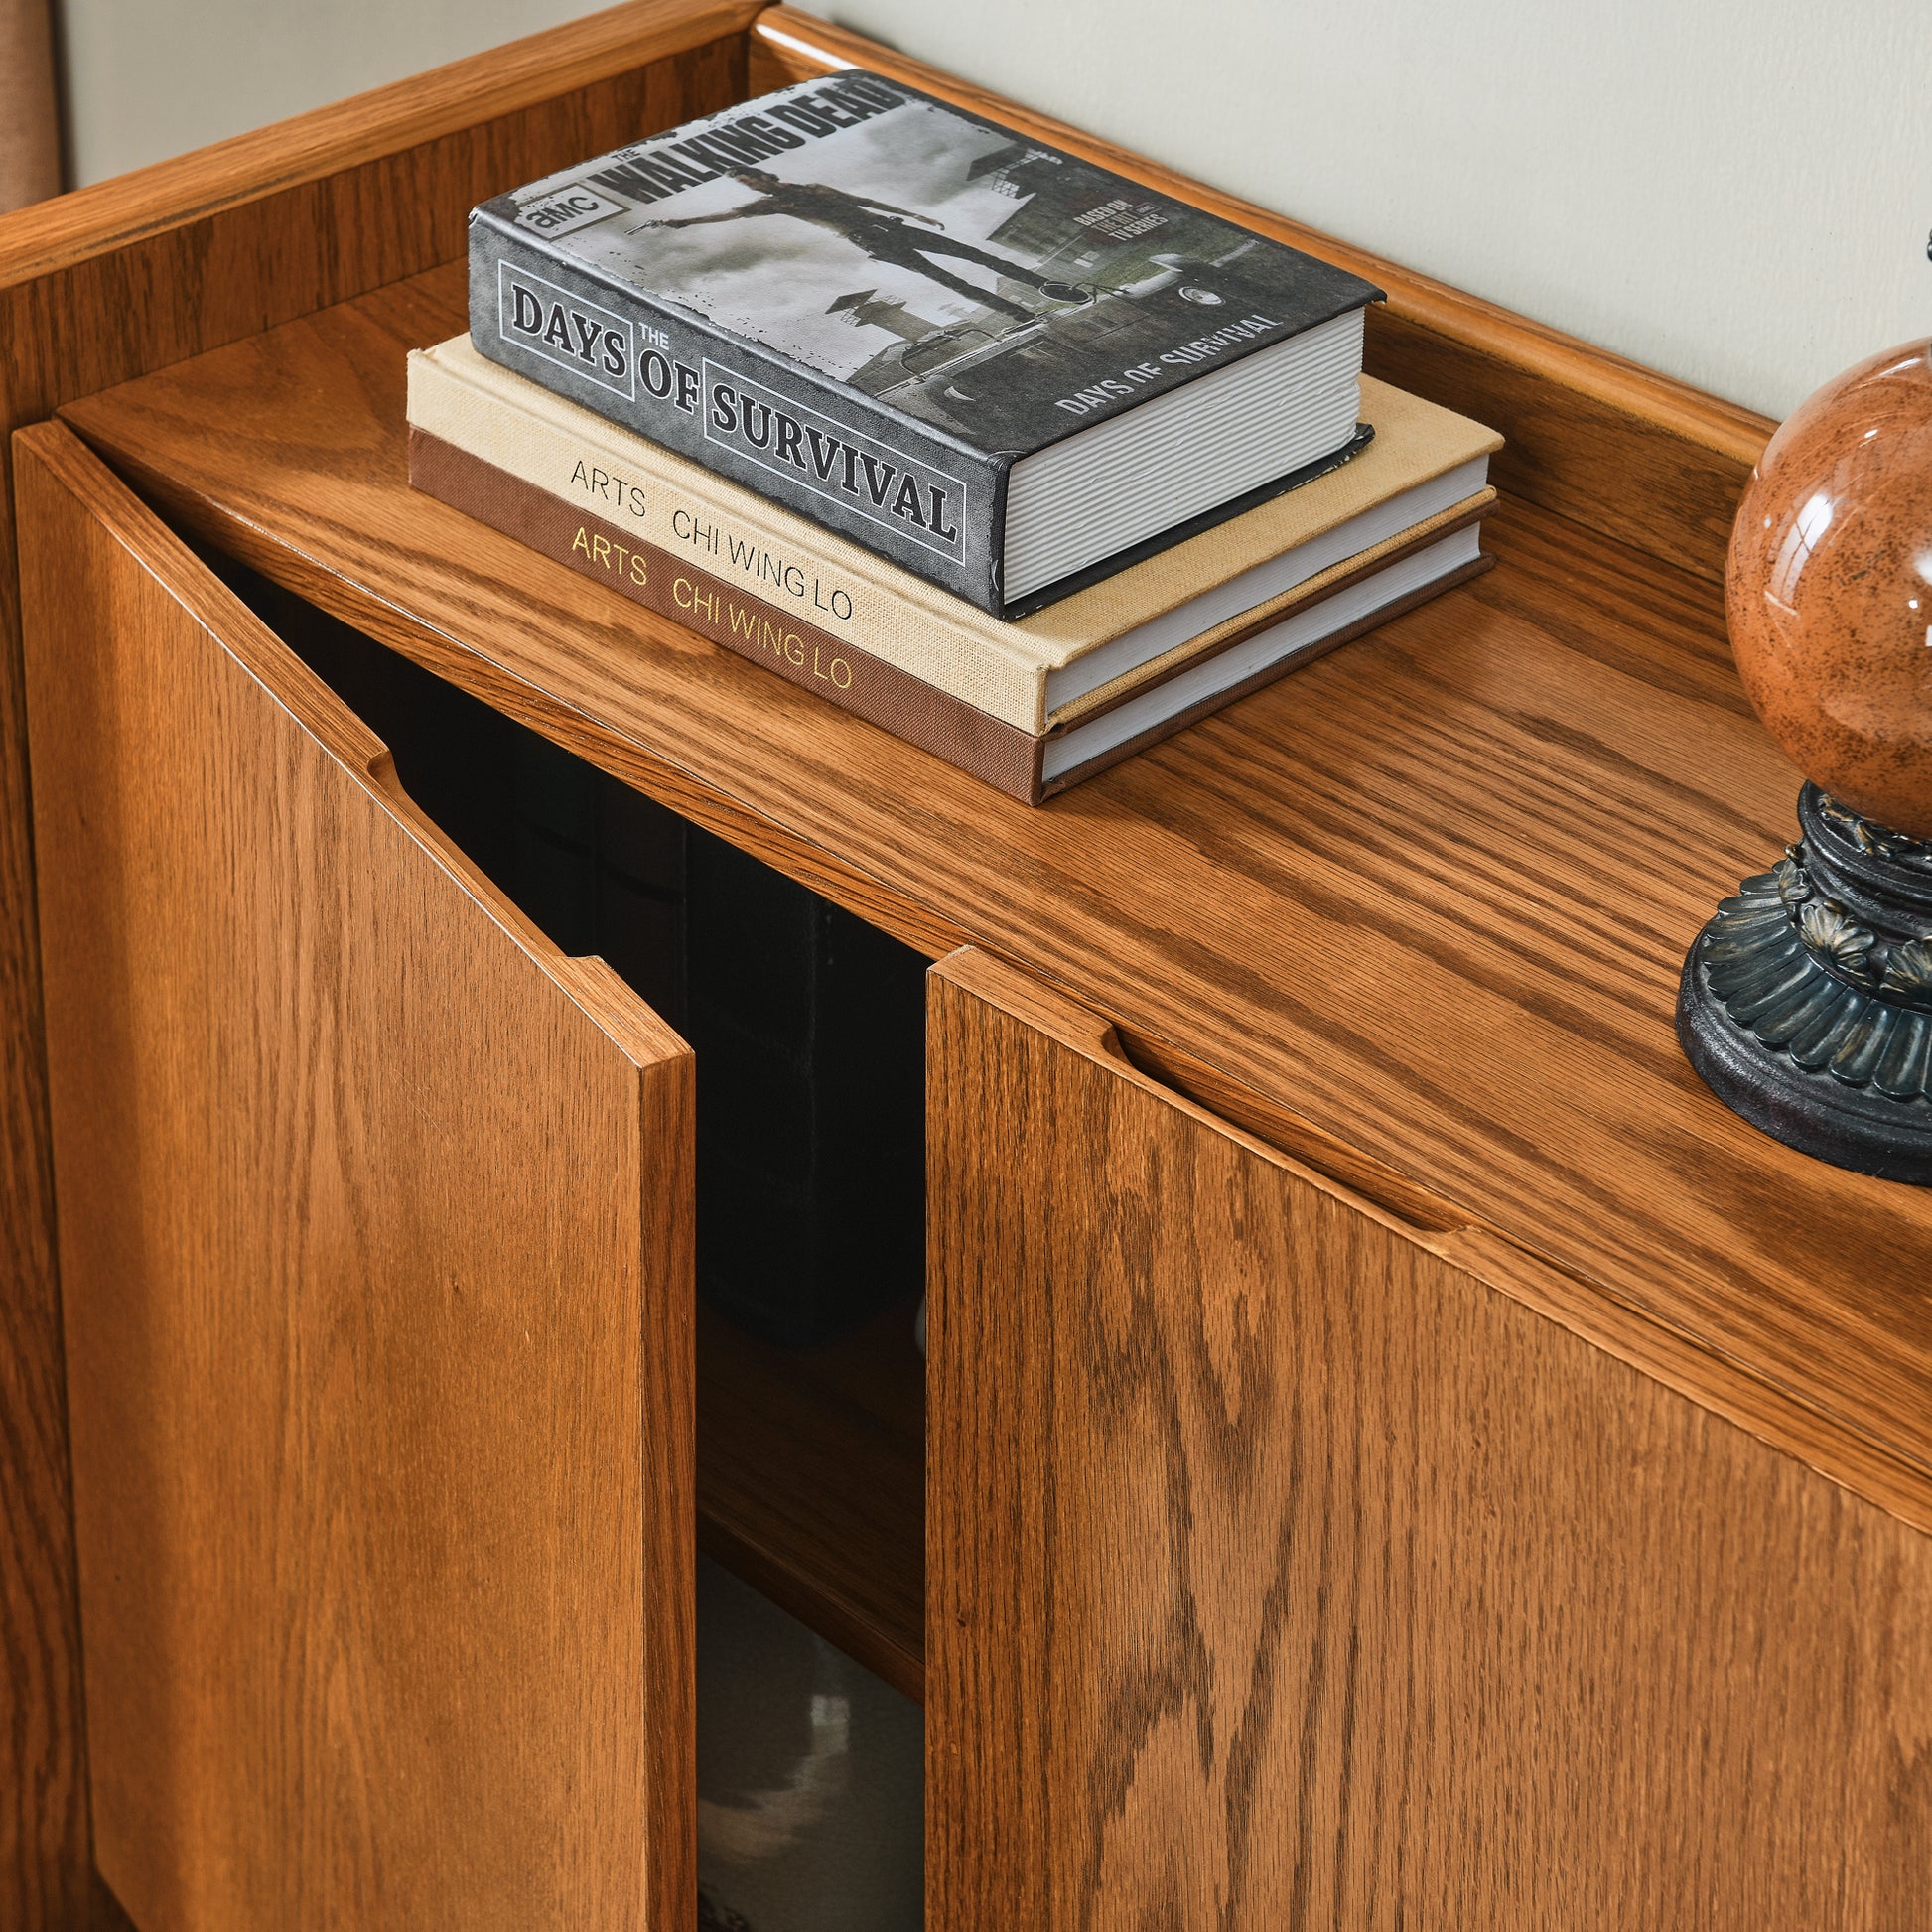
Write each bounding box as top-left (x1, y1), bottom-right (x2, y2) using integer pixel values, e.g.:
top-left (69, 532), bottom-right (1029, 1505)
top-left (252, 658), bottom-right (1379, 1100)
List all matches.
top-left (513, 182), bottom-right (625, 238)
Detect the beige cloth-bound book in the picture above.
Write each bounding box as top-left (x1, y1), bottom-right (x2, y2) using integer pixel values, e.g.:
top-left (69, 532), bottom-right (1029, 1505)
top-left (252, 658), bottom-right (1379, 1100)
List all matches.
top-left (408, 336), bottom-right (1500, 800)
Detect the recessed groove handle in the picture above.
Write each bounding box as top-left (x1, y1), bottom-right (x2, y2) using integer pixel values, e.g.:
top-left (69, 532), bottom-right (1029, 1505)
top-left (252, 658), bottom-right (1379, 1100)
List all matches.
top-left (935, 944), bottom-right (1473, 1238)
top-left (1107, 1024), bottom-right (1475, 1235)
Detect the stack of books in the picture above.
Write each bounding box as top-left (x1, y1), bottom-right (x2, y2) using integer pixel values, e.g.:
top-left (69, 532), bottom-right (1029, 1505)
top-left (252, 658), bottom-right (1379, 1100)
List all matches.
top-left (411, 71), bottom-right (1501, 802)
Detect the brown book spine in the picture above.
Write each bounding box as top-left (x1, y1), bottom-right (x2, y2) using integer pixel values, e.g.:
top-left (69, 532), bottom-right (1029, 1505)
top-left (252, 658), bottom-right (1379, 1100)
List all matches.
top-left (409, 428), bottom-right (1046, 802)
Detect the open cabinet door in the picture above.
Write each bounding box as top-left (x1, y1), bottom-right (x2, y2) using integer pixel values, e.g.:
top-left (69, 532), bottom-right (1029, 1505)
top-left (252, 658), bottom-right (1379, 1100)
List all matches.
top-left (925, 948), bottom-right (1932, 1931)
top-left (15, 422), bottom-right (693, 1932)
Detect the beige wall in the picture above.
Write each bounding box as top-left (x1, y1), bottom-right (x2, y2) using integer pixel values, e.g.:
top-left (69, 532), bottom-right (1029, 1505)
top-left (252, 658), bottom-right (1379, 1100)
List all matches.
top-left (834, 0), bottom-right (1931, 419)
top-left (57, 0), bottom-right (592, 185)
top-left (55, 0), bottom-right (1931, 417)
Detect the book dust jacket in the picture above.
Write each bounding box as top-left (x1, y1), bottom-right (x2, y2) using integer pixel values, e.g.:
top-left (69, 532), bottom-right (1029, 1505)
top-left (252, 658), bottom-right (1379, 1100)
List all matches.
top-left (472, 72), bottom-right (1379, 612)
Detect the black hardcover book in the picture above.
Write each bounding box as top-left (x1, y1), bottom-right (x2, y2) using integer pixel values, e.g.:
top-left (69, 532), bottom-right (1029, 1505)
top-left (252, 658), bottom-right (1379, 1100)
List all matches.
top-left (469, 70), bottom-right (1382, 617)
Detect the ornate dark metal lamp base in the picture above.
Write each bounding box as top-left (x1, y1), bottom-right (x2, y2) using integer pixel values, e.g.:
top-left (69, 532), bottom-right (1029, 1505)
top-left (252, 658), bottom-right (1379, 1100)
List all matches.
top-left (1677, 784), bottom-right (1932, 1184)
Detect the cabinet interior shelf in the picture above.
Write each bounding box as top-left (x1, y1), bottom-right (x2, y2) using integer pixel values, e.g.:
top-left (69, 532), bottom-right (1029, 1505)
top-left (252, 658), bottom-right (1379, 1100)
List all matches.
top-left (697, 1298), bottom-right (925, 1703)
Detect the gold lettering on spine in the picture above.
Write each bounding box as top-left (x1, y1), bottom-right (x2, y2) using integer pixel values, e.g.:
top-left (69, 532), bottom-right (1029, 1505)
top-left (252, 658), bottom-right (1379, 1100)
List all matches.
top-left (808, 644), bottom-right (854, 688)
top-left (576, 525), bottom-right (646, 587)
top-left (661, 565), bottom-right (853, 694)
top-left (671, 575), bottom-right (718, 621)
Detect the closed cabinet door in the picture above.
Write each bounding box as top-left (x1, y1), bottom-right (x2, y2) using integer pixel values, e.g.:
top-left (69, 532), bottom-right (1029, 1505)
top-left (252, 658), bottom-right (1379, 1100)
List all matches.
top-left (925, 948), bottom-right (1932, 1932)
top-left (16, 423), bottom-right (694, 1932)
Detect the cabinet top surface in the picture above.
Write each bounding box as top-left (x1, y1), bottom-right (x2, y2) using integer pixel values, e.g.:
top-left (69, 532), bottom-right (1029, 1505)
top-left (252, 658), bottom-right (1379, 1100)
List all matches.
top-left (57, 260), bottom-right (1932, 1505)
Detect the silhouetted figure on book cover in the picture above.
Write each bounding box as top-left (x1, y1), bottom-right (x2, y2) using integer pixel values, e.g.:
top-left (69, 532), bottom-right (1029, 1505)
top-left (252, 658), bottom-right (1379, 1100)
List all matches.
top-left (636, 167), bottom-right (1085, 323)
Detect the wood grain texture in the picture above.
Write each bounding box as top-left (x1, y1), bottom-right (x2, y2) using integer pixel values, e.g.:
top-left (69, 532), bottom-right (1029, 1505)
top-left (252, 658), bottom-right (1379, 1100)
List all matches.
top-left (697, 1301), bottom-right (925, 1703)
top-left (1117, 1027), bottom-right (1932, 1551)
top-left (16, 422), bottom-right (696, 1932)
top-left (926, 947), bottom-right (1932, 1931)
top-left (55, 266), bottom-right (1932, 1542)
top-left (752, 7), bottom-right (1771, 585)
top-left (0, 1028), bottom-right (77, 1932)
top-left (0, 9), bottom-right (747, 1922)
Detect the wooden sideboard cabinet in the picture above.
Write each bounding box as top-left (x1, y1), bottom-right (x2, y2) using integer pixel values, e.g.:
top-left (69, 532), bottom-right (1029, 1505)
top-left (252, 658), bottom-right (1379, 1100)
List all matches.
top-left (6, 7), bottom-right (1932, 1930)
